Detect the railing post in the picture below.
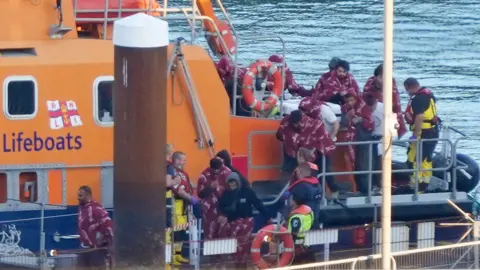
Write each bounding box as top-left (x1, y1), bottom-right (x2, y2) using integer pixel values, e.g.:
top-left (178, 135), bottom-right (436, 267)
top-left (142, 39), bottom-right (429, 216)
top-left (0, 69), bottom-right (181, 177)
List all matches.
top-left (367, 143), bottom-right (373, 204)
top-left (474, 221), bottom-right (479, 269)
top-left (39, 202), bottom-right (47, 270)
top-left (322, 155), bottom-right (327, 207)
top-left (103, 0), bottom-right (110, 40)
top-left (413, 138), bottom-right (420, 201)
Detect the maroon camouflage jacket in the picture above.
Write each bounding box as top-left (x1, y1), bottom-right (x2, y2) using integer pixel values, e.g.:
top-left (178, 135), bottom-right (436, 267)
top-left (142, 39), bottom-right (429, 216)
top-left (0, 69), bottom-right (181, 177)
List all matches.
top-left (78, 200), bottom-right (113, 248)
top-left (317, 72), bottom-right (360, 102)
top-left (197, 165), bottom-right (231, 219)
top-left (363, 77), bottom-right (407, 137)
top-left (215, 56), bottom-right (247, 83)
top-left (277, 113), bottom-right (336, 158)
top-left (341, 92), bottom-right (375, 164)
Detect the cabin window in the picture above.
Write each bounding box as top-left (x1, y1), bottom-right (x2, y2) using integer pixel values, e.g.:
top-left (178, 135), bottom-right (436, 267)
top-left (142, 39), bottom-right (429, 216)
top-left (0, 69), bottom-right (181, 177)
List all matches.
top-left (19, 172), bottom-right (38, 203)
top-left (0, 173), bottom-right (7, 203)
top-left (3, 76), bottom-right (38, 119)
top-left (94, 76), bottom-right (114, 126)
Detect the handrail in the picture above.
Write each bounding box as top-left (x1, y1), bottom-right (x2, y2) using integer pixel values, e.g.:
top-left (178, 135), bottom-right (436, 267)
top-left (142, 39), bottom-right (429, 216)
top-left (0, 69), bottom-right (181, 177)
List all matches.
top-left (268, 240), bottom-right (480, 270)
top-left (261, 135), bottom-right (469, 207)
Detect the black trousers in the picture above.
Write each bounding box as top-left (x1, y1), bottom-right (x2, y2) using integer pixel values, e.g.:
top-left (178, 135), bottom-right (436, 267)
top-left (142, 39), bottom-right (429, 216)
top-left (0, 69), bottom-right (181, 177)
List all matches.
top-left (77, 248), bottom-right (108, 270)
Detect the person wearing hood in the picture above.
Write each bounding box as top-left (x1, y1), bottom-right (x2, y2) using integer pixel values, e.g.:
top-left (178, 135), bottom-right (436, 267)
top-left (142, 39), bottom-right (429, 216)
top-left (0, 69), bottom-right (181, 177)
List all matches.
top-left (218, 172), bottom-right (272, 266)
top-left (317, 60), bottom-right (360, 104)
top-left (216, 149), bottom-right (250, 187)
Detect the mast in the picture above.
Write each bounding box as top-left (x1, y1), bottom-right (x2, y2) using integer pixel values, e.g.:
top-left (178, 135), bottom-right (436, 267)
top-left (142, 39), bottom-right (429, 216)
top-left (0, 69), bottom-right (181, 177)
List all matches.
top-left (381, 0), bottom-right (394, 269)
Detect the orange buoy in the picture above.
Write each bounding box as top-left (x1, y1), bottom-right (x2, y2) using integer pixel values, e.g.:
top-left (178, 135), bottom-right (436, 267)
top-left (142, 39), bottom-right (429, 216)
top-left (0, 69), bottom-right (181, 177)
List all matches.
top-left (250, 225), bottom-right (295, 269)
top-left (353, 227), bottom-right (367, 246)
top-left (206, 20), bottom-right (237, 57)
top-left (242, 61), bottom-right (282, 112)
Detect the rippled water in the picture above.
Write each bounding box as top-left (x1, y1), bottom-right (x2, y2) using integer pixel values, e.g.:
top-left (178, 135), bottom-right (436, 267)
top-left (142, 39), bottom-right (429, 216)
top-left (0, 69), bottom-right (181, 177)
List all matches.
top-left (169, 0), bottom-right (480, 160)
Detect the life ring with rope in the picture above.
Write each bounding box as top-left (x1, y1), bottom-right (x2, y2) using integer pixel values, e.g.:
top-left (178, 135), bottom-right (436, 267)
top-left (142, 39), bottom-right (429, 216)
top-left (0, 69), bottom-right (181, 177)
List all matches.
top-left (250, 224), bottom-right (295, 269)
top-left (241, 60), bottom-right (283, 112)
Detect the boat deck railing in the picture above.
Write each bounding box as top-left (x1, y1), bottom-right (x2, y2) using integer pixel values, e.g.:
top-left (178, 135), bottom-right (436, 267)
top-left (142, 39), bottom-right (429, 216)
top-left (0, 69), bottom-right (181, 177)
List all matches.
top-left (260, 125), bottom-right (472, 207)
top-left (71, 0), bottom-right (287, 117)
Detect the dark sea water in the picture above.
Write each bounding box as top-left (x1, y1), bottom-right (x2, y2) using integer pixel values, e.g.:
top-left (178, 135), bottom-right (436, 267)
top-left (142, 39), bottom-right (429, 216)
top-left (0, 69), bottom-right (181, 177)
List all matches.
top-left (168, 0), bottom-right (480, 160)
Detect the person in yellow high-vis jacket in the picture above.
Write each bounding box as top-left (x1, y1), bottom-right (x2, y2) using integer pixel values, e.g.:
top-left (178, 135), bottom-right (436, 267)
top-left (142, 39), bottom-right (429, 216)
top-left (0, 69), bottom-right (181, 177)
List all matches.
top-left (287, 186), bottom-right (315, 264)
top-left (404, 78), bottom-right (440, 191)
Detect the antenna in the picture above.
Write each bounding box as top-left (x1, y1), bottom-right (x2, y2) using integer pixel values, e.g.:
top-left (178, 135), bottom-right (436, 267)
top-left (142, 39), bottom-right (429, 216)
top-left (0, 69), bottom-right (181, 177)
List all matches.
top-left (49, 0), bottom-right (73, 39)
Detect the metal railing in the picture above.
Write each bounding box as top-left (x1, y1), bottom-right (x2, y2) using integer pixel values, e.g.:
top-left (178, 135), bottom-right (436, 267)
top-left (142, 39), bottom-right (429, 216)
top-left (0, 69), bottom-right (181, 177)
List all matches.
top-left (71, 0), bottom-right (288, 117)
top-left (268, 239), bottom-right (480, 270)
top-left (258, 125), bottom-right (470, 207)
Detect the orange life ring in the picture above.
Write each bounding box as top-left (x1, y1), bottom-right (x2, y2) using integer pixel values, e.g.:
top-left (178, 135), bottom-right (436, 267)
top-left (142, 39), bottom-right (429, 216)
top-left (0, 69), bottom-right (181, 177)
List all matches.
top-left (206, 20), bottom-right (237, 57)
top-left (241, 61), bottom-right (282, 112)
top-left (250, 224), bottom-right (295, 269)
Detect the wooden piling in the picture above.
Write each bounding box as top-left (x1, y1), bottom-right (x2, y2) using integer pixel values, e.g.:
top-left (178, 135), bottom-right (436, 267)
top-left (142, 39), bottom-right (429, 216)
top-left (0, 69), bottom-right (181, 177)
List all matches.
top-left (112, 13), bottom-right (169, 268)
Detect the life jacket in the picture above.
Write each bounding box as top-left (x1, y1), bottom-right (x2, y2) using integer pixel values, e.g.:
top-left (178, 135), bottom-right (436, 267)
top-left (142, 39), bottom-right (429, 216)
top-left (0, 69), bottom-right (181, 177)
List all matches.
top-left (288, 205), bottom-right (314, 245)
top-left (173, 168), bottom-right (194, 218)
top-left (404, 87), bottom-right (439, 129)
top-left (288, 176), bottom-right (321, 200)
top-left (166, 160), bottom-right (174, 202)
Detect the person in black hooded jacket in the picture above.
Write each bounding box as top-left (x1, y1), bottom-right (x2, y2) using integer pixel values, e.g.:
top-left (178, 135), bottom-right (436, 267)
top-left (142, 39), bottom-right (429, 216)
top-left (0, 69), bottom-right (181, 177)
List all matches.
top-left (217, 172), bottom-right (272, 266)
top-left (216, 149), bottom-right (250, 187)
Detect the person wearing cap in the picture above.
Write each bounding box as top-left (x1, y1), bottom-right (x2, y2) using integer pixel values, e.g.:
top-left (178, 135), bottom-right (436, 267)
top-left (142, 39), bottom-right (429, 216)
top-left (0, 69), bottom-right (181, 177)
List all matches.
top-left (317, 60), bottom-right (360, 105)
top-left (218, 172), bottom-right (272, 267)
top-left (286, 185), bottom-right (315, 264)
top-left (363, 64), bottom-right (407, 138)
top-left (340, 91), bottom-right (375, 195)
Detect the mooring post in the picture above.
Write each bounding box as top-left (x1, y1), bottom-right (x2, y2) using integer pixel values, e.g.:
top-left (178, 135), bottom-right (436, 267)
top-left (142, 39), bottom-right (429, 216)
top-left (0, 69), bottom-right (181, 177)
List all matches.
top-left (112, 13), bottom-right (169, 268)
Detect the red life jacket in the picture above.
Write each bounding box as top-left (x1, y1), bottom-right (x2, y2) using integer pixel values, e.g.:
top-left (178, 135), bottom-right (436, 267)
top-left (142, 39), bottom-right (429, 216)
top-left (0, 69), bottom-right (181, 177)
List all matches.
top-left (404, 87), bottom-right (435, 125)
top-left (290, 204), bottom-right (312, 215)
top-left (288, 177), bottom-right (319, 191)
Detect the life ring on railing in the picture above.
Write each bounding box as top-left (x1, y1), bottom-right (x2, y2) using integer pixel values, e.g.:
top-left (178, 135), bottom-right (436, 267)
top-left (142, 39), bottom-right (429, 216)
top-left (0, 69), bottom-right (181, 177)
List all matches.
top-left (206, 20), bottom-right (236, 57)
top-left (242, 61), bottom-right (282, 112)
top-left (250, 224), bottom-right (295, 269)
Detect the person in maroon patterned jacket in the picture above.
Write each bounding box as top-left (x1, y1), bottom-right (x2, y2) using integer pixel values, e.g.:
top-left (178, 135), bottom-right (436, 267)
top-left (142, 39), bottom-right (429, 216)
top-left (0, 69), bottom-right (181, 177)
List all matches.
top-left (77, 185), bottom-right (113, 269)
top-left (317, 60), bottom-right (360, 104)
top-left (292, 57), bottom-right (341, 98)
top-left (276, 110), bottom-right (336, 190)
top-left (266, 54), bottom-right (308, 95)
top-left (341, 91), bottom-right (375, 194)
top-left (363, 64), bottom-right (407, 138)
top-left (197, 158), bottom-right (232, 239)
top-left (215, 56), bottom-right (247, 84)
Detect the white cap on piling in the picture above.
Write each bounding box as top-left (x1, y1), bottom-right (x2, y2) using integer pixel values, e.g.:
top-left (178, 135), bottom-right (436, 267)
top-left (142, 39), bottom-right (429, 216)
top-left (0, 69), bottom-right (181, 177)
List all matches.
top-left (113, 13), bottom-right (169, 48)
